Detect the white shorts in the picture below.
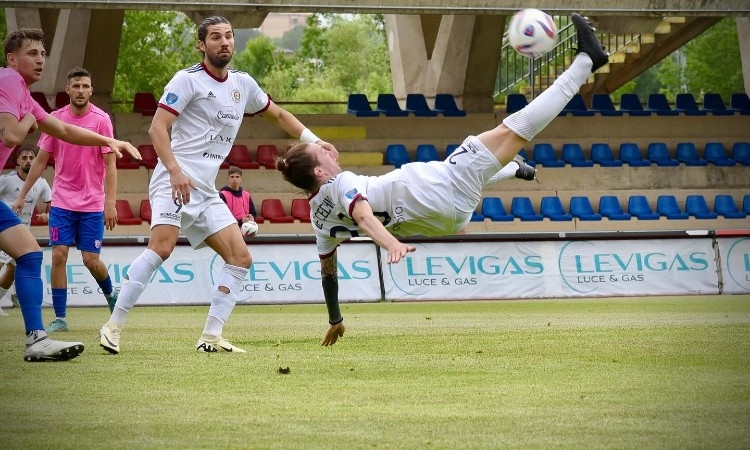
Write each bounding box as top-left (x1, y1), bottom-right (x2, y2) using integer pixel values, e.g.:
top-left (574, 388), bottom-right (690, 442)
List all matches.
top-left (149, 187), bottom-right (236, 249)
top-left (0, 250), bottom-right (14, 266)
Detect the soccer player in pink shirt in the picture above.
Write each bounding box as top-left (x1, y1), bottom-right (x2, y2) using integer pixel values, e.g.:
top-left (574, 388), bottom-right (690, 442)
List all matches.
top-left (1, 28), bottom-right (139, 361)
top-left (14, 67), bottom-right (120, 333)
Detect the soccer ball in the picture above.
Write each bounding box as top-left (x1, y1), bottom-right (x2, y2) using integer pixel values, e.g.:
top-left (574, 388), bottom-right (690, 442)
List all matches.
top-left (241, 221), bottom-right (258, 237)
top-left (507, 8), bottom-right (558, 58)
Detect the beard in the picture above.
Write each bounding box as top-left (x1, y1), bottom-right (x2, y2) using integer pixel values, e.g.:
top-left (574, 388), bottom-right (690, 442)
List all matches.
top-left (206, 51), bottom-right (232, 68)
top-left (21, 166), bottom-right (31, 175)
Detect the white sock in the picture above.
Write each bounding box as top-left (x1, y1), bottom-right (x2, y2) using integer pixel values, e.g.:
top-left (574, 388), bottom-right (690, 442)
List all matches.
top-left (0, 287), bottom-right (8, 302)
top-left (203, 264), bottom-right (248, 336)
top-left (110, 249), bottom-right (163, 327)
top-left (485, 161), bottom-right (520, 184)
top-left (502, 53), bottom-right (594, 141)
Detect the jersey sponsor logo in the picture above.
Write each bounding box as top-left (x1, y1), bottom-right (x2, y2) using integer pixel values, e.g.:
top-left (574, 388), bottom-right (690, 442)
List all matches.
top-left (202, 151), bottom-right (225, 162)
top-left (207, 91), bottom-right (216, 99)
top-left (205, 131), bottom-right (234, 146)
top-left (231, 89), bottom-right (241, 103)
top-left (345, 188), bottom-right (359, 199)
top-left (216, 107), bottom-right (241, 126)
top-left (165, 93), bottom-right (179, 105)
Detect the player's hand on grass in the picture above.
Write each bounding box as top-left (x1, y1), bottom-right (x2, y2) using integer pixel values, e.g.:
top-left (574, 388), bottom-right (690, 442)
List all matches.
top-left (322, 321), bottom-right (345, 346)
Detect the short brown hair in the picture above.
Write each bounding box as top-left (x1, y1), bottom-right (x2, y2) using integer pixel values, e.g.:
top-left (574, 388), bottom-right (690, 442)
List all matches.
top-left (228, 166), bottom-right (242, 176)
top-left (66, 66), bottom-right (91, 81)
top-left (4, 28), bottom-right (45, 56)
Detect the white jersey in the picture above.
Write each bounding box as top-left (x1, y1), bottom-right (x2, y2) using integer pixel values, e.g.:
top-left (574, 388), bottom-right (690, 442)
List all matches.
top-left (150, 63), bottom-right (270, 195)
top-left (0, 170), bottom-right (52, 225)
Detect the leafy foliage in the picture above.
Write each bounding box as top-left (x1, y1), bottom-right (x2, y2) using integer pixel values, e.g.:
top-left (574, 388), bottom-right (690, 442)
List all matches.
top-left (682, 18), bottom-right (743, 99)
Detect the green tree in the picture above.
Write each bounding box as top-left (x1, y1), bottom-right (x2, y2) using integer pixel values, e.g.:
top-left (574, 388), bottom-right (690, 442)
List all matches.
top-left (112, 10), bottom-right (198, 112)
top-left (233, 35), bottom-right (279, 84)
top-left (0, 9), bottom-right (7, 66)
top-left (682, 18), bottom-right (743, 99)
top-left (279, 25), bottom-right (305, 52)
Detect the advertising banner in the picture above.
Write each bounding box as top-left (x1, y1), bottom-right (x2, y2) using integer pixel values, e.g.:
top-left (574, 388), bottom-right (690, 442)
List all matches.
top-left (718, 237), bottom-right (750, 294)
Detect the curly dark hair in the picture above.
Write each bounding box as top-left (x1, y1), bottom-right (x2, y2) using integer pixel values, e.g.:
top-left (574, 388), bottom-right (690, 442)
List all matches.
top-left (4, 28), bottom-right (45, 56)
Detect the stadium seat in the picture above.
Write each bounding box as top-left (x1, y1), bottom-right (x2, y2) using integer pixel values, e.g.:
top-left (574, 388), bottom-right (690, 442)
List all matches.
top-left (599, 196), bottom-right (631, 220)
top-left (115, 150), bottom-right (141, 169)
top-left (260, 198), bottom-right (294, 223)
top-left (675, 142), bottom-right (708, 166)
top-left (590, 143), bottom-right (623, 167)
top-left (540, 196), bottom-right (573, 221)
top-left (701, 93), bottom-right (733, 115)
top-left (627, 195), bottom-right (660, 220)
top-left (346, 93), bottom-right (379, 117)
top-left (729, 92), bottom-right (750, 115)
top-left (591, 93), bottom-right (624, 116)
top-left (445, 144), bottom-right (460, 158)
top-left (415, 144), bottom-right (440, 162)
top-left (137, 144), bottom-right (159, 169)
top-left (54, 91), bottom-right (70, 109)
top-left (139, 199), bottom-right (152, 224)
top-left (569, 196), bottom-right (602, 221)
top-left (4, 148), bottom-right (17, 169)
top-left (645, 93), bottom-right (679, 116)
top-left (674, 93), bottom-right (706, 116)
top-left (560, 93), bottom-right (594, 116)
top-left (517, 148), bottom-right (535, 167)
top-left (656, 195), bottom-right (689, 220)
top-left (619, 93), bottom-right (651, 116)
top-left (481, 197), bottom-right (514, 222)
top-left (703, 142), bottom-right (736, 166)
top-left (731, 142), bottom-right (750, 165)
top-left (385, 144), bottom-right (410, 168)
top-left (714, 195), bottom-right (746, 219)
top-left (30, 92), bottom-right (54, 113)
top-left (115, 200), bottom-right (142, 225)
top-left (30, 206), bottom-right (46, 226)
top-left (405, 94), bottom-right (438, 117)
top-left (133, 92), bottom-right (158, 115)
top-left (434, 94), bottom-right (466, 117)
top-left (685, 195), bottom-right (718, 219)
top-left (470, 211), bottom-right (485, 222)
top-left (291, 198), bottom-right (311, 223)
top-left (511, 197), bottom-right (543, 221)
top-left (376, 94), bottom-right (409, 117)
top-left (618, 143), bottom-right (651, 167)
top-left (256, 144), bottom-right (280, 169)
top-left (561, 143), bottom-right (593, 167)
top-left (227, 144), bottom-right (260, 169)
top-left (647, 142), bottom-right (679, 166)
top-left (506, 94), bottom-right (528, 113)
top-left (743, 194), bottom-right (750, 214)
top-left (532, 143), bottom-right (564, 168)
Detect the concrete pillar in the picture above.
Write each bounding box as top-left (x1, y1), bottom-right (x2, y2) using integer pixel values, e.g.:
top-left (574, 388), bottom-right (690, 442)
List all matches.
top-left (738, 17), bottom-right (750, 94)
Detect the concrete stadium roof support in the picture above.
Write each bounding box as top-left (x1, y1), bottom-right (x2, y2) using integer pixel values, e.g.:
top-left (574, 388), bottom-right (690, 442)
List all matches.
top-left (3, 0), bottom-right (750, 16)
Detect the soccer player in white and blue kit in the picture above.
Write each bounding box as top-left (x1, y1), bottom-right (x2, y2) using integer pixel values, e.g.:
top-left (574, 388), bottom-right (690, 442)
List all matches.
top-left (98, 16), bottom-right (338, 355)
top-left (276, 14), bottom-right (610, 346)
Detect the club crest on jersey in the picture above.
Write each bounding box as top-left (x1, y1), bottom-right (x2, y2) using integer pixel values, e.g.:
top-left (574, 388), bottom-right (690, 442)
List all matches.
top-left (231, 89), bottom-right (241, 103)
top-left (165, 93), bottom-right (179, 105)
top-left (345, 188), bottom-right (359, 199)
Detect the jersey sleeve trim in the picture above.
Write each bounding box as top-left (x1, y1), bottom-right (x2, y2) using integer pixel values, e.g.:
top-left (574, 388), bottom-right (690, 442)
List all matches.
top-left (158, 103), bottom-right (179, 116)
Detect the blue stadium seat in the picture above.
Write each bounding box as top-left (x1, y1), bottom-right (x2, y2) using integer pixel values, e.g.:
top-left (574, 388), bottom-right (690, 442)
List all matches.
top-left (346, 93), bottom-right (379, 117)
top-left (470, 211), bottom-right (485, 222)
top-left (405, 93), bottom-right (438, 117)
top-left (517, 148), bottom-right (535, 167)
top-left (714, 195), bottom-right (747, 219)
top-left (732, 142), bottom-right (750, 166)
top-left (560, 93), bottom-right (594, 116)
top-left (646, 93), bottom-right (679, 116)
top-left (511, 197), bottom-right (543, 221)
top-left (445, 144), bottom-right (460, 158)
top-left (434, 94), bottom-right (466, 117)
top-left (376, 94), bottom-right (409, 116)
top-left (481, 197), bottom-right (514, 221)
top-left (627, 196), bottom-right (660, 220)
top-left (540, 196), bottom-right (573, 221)
top-left (599, 196), bottom-right (632, 220)
top-left (618, 143), bottom-right (651, 167)
top-left (704, 142), bottom-right (736, 166)
top-left (532, 143), bottom-right (564, 168)
top-left (685, 195), bottom-right (718, 219)
top-left (675, 142), bottom-right (708, 166)
top-left (569, 196), bottom-right (602, 221)
top-left (656, 195), bottom-right (689, 220)
top-left (385, 144), bottom-right (410, 168)
top-left (561, 143), bottom-right (594, 167)
top-left (619, 93), bottom-right (651, 116)
top-left (591, 93), bottom-right (623, 116)
top-left (415, 144), bottom-right (440, 162)
top-left (506, 94), bottom-right (528, 113)
top-left (729, 92), bottom-right (750, 115)
top-left (590, 143), bottom-right (623, 167)
top-left (701, 93), bottom-right (734, 115)
top-left (675, 93), bottom-right (706, 116)
top-left (647, 142), bottom-right (679, 166)
top-left (743, 194), bottom-right (750, 214)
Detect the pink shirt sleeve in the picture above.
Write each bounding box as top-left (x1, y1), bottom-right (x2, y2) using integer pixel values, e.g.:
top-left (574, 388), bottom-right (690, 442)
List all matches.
top-left (0, 72), bottom-right (49, 123)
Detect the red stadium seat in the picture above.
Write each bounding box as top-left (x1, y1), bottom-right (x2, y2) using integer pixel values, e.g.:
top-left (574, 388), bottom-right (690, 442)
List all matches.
top-left (291, 198), bottom-right (311, 223)
top-left (260, 198), bottom-right (294, 223)
top-left (30, 92), bottom-right (53, 113)
top-left (115, 150), bottom-right (141, 169)
top-left (30, 206), bottom-right (47, 226)
top-left (137, 145), bottom-right (159, 169)
top-left (133, 92), bottom-right (158, 115)
top-left (115, 200), bottom-right (142, 225)
top-left (139, 199), bottom-right (152, 224)
top-left (256, 144), bottom-right (280, 169)
top-left (55, 91), bottom-right (70, 109)
top-left (226, 145), bottom-right (260, 169)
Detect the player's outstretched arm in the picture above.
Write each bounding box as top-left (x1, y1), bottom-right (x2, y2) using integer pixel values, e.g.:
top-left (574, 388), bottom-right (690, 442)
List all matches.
top-left (260, 101), bottom-right (339, 158)
top-left (320, 250), bottom-right (345, 346)
top-left (36, 115), bottom-right (141, 161)
top-left (351, 200), bottom-right (415, 264)
top-left (0, 112), bottom-right (37, 148)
